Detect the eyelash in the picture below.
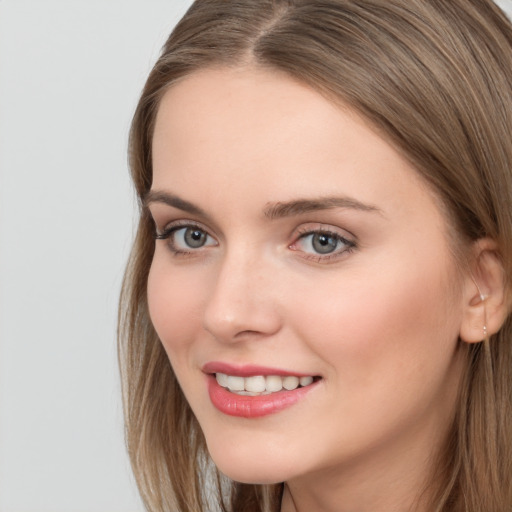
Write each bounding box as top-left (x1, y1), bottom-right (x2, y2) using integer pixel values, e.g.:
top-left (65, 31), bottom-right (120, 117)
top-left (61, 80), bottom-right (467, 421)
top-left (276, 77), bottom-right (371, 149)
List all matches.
top-left (290, 227), bottom-right (356, 262)
top-left (155, 221), bottom-right (216, 256)
top-left (154, 221), bottom-right (357, 262)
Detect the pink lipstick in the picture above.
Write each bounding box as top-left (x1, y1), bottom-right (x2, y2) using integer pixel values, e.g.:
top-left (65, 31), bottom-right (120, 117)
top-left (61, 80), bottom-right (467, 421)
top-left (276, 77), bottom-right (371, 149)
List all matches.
top-left (203, 362), bottom-right (320, 418)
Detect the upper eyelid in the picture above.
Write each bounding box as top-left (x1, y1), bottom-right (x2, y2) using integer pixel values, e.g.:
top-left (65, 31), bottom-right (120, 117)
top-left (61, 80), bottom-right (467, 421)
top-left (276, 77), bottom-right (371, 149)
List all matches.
top-left (154, 218), bottom-right (212, 235)
top-left (147, 199), bottom-right (359, 234)
top-left (146, 204), bottom-right (223, 236)
top-left (152, 216), bottom-right (357, 247)
top-left (292, 222), bottom-right (357, 241)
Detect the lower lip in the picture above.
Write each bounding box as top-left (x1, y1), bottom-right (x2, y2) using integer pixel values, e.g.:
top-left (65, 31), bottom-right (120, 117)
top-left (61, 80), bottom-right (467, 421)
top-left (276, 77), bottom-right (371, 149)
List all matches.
top-left (207, 375), bottom-right (318, 418)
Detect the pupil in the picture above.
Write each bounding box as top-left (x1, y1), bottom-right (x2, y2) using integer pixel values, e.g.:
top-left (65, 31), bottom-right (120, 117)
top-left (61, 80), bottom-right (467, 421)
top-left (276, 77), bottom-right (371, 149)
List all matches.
top-left (312, 233), bottom-right (337, 254)
top-left (185, 228), bottom-right (206, 248)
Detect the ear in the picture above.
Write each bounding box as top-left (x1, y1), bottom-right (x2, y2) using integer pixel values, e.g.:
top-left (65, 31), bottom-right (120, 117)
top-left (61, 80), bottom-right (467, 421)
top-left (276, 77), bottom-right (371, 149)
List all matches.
top-left (459, 238), bottom-right (507, 343)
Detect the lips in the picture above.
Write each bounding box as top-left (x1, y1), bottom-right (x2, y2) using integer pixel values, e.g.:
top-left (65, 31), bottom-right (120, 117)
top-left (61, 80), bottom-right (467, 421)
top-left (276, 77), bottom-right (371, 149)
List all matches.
top-left (203, 362), bottom-right (320, 418)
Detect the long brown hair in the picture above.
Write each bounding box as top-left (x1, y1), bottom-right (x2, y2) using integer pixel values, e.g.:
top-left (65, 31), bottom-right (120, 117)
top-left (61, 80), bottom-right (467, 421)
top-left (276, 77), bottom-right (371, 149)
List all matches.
top-left (119, 1), bottom-right (512, 510)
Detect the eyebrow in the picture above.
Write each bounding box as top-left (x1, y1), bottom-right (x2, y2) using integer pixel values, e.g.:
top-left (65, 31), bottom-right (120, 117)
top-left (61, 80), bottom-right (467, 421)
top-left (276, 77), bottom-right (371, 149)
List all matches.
top-left (144, 190), bottom-right (207, 217)
top-left (144, 190), bottom-right (381, 220)
top-left (263, 196), bottom-right (381, 219)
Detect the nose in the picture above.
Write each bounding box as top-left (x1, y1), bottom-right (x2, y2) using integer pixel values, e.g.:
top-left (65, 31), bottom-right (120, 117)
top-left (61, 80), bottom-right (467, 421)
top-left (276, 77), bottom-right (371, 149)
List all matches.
top-left (202, 249), bottom-right (282, 343)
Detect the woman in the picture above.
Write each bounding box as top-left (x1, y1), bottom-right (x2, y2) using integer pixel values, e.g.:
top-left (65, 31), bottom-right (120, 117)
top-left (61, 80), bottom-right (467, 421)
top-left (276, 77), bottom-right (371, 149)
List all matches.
top-left (118, 1), bottom-right (512, 510)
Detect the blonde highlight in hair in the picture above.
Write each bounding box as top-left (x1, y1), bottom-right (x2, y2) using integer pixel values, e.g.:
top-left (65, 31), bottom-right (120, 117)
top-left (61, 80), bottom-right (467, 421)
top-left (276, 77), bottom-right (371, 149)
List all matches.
top-left (119, 1), bottom-right (512, 510)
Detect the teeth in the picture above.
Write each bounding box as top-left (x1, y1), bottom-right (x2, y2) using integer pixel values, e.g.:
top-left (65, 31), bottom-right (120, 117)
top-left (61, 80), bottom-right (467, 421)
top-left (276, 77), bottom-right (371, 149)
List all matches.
top-left (283, 376), bottom-right (300, 390)
top-left (300, 376), bottom-right (313, 387)
top-left (216, 372), bottom-right (229, 387)
top-left (245, 376), bottom-right (266, 392)
top-left (265, 375), bottom-right (283, 392)
top-left (226, 375), bottom-right (244, 391)
top-left (215, 373), bottom-right (315, 395)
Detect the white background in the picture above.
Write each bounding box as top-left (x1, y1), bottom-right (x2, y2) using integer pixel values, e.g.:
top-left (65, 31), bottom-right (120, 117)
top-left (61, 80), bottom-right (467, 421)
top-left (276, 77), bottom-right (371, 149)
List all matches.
top-left (0, 1), bottom-right (511, 511)
top-left (0, 1), bottom-right (192, 511)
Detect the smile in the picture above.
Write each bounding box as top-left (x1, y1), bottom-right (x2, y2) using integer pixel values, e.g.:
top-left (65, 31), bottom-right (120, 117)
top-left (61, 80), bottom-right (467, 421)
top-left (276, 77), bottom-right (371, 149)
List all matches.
top-left (215, 373), bottom-right (315, 395)
top-left (205, 364), bottom-right (321, 418)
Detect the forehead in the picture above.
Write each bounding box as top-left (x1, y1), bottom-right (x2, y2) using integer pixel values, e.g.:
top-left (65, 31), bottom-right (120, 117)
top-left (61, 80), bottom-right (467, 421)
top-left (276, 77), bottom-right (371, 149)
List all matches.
top-left (151, 66), bottom-right (441, 225)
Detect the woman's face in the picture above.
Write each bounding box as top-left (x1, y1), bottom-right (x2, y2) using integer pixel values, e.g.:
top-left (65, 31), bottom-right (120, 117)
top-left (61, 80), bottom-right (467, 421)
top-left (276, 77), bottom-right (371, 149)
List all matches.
top-left (147, 67), bottom-right (467, 486)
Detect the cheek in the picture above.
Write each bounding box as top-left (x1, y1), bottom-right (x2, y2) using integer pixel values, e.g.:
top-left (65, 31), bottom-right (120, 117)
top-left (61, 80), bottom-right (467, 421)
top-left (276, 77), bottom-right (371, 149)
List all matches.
top-left (289, 256), bottom-right (463, 391)
top-left (147, 255), bottom-right (206, 359)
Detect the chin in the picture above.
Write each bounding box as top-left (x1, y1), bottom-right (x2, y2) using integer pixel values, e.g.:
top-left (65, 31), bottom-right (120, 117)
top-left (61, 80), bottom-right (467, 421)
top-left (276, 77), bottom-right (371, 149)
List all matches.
top-left (207, 443), bottom-right (294, 484)
top-left (214, 464), bottom-right (286, 485)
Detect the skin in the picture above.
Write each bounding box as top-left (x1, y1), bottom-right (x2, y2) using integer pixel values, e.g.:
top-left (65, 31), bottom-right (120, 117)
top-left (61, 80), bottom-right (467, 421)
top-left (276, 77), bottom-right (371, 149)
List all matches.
top-left (147, 66), bottom-right (471, 512)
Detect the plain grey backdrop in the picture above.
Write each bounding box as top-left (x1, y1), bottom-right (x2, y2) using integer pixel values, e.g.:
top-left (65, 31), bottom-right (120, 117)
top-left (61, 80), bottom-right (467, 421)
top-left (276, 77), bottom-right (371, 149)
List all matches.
top-left (0, 1), bottom-right (193, 511)
top-left (0, 1), bottom-right (511, 511)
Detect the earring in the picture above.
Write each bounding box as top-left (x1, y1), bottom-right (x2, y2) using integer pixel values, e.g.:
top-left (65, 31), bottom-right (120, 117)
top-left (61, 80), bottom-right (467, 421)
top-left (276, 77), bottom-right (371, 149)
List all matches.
top-left (472, 279), bottom-right (488, 340)
top-left (481, 294), bottom-right (488, 339)
top-left (477, 287), bottom-right (487, 339)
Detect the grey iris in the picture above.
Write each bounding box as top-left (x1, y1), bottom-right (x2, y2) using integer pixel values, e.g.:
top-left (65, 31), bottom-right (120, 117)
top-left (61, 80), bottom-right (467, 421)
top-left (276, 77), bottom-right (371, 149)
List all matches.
top-left (312, 233), bottom-right (338, 254)
top-left (185, 228), bottom-right (207, 248)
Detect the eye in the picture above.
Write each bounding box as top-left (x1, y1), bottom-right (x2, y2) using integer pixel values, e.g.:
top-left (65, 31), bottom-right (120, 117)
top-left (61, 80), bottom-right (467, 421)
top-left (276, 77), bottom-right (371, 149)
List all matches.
top-left (155, 224), bottom-right (217, 253)
top-left (290, 228), bottom-right (356, 259)
top-left (304, 232), bottom-right (340, 254)
top-left (174, 227), bottom-right (211, 249)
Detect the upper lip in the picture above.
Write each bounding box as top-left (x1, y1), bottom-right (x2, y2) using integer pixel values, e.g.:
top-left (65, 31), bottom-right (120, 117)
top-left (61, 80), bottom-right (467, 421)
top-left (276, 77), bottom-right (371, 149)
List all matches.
top-left (202, 361), bottom-right (315, 378)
